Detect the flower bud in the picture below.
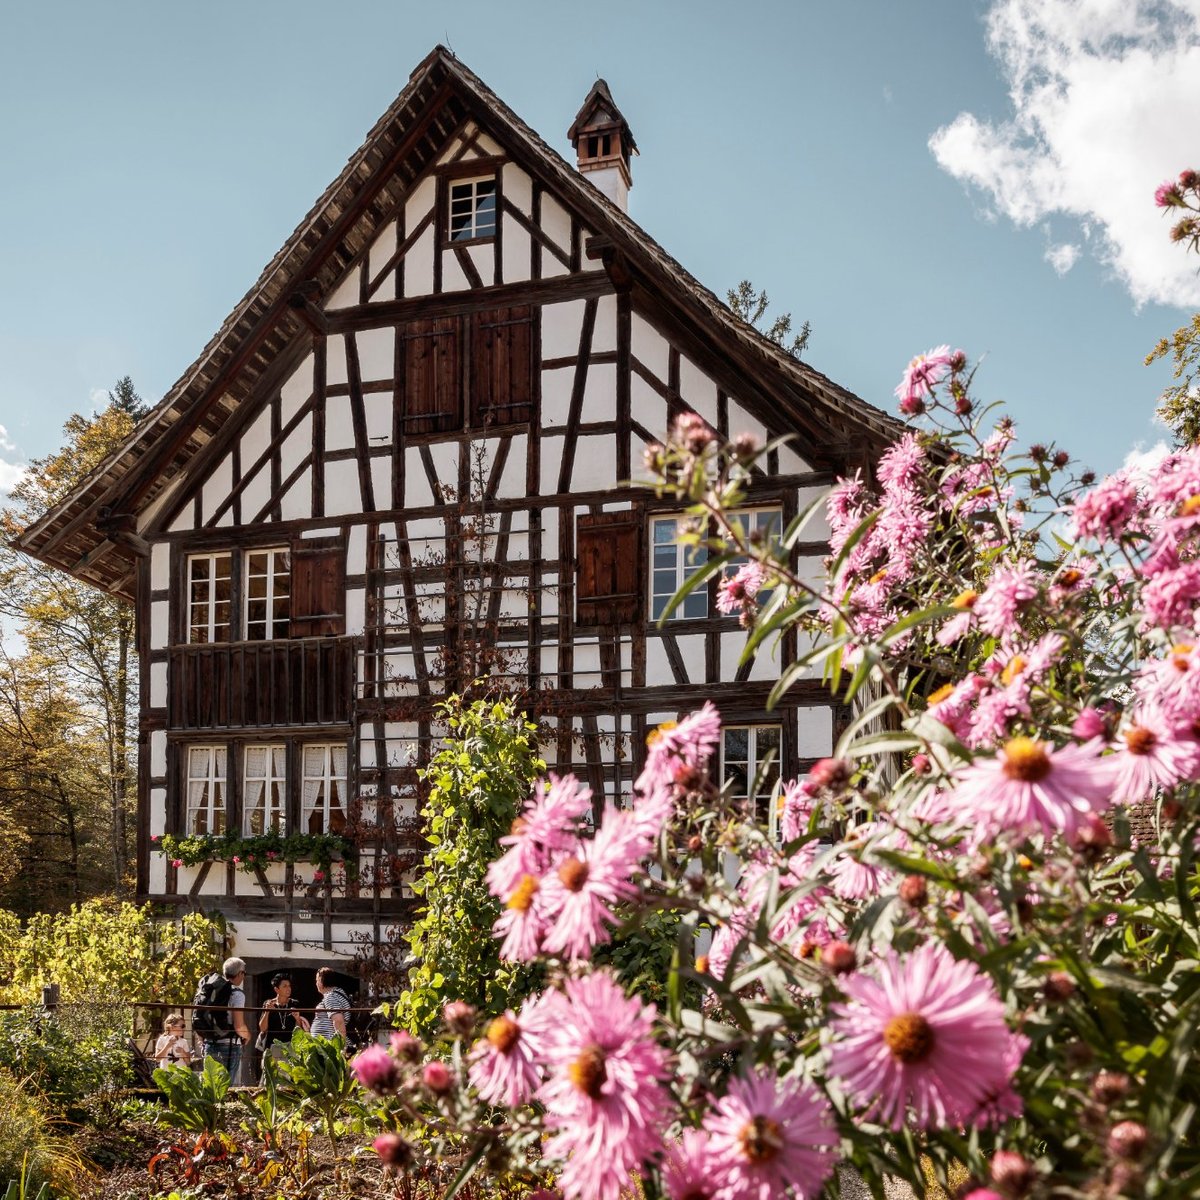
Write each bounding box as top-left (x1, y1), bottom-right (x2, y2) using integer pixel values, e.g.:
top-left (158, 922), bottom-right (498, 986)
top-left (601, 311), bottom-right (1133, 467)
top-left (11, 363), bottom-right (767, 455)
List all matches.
top-left (822, 940), bottom-right (856, 975)
top-left (910, 753), bottom-right (931, 775)
top-left (1043, 971), bottom-right (1076, 1002)
top-left (672, 411), bottom-right (716, 454)
top-left (687, 834), bottom-right (703, 853)
top-left (990, 1149), bottom-right (1033, 1197)
top-left (955, 394), bottom-right (973, 416)
top-left (1107, 1120), bottom-right (1148, 1161)
top-left (1091, 1071), bottom-right (1131, 1104)
top-left (422, 1060), bottom-right (453, 1094)
top-left (373, 1132), bottom-right (413, 1169)
top-left (1181, 168), bottom-right (1199, 190)
top-left (808, 758), bottom-right (851, 791)
top-left (442, 1001), bottom-right (476, 1037)
top-left (1052, 449), bottom-right (1070, 469)
top-left (1079, 471), bottom-right (1096, 487)
top-left (961, 1190), bottom-right (1003, 1200)
top-left (1072, 707), bottom-right (1108, 741)
top-left (389, 1029), bottom-right (422, 1063)
top-left (1028, 443), bottom-right (1047, 462)
top-left (898, 875), bottom-right (928, 908)
top-left (899, 394), bottom-right (925, 417)
top-left (730, 432), bottom-right (761, 461)
top-left (351, 1045), bottom-right (402, 1094)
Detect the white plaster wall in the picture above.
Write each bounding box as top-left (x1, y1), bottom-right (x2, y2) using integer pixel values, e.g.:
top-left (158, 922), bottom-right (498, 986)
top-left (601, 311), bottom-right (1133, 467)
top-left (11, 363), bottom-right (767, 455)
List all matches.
top-left (495, 433), bottom-right (527, 498)
top-left (797, 487), bottom-right (831, 540)
top-left (404, 226), bottom-right (435, 298)
top-left (540, 367), bottom-right (574, 429)
top-left (467, 243), bottom-right (492, 285)
top-left (368, 220), bottom-right (398, 293)
top-left (346, 586), bottom-right (365, 636)
top-left (140, 477), bottom-right (186, 535)
top-left (440, 250), bottom-right (470, 294)
top-left (592, 294), bottom-right (617, 355)
top-left (357, 328), bottom-right (395, 383)
top-left (542, 299), bottom-right (584, 360)
top-left (151, 600), bottom-right (169, 651)
top-left (150, 729), bottom-right (167, 777)
top-left (279, 415), bottom-right (312, 480)
top-left (502, 220), bottom-right (531, 283)
top-left (503, 162), bottom-right (532, 215)
top-left (325, 398), bottom-right (355, 452)
top-left (679, 358), bottom-right (718, 428)
top-left (570, 433), bottom-right (615, 491)
top-left (475, 132), bottom-right (502, 155)
top-left (346, 524), bottom-right (368, 575)
top-left (779, 442), bottom-right (812, 474)
top-left (282, 355), bottom-right (314, 417)
top-left (797, 707), bottom-right (834, 758)
top-left (151, 543), bottom-right (170, 591)
top-left (540, 195), bottom-right (572, 278)
top-left (150, 661), bottom-right (168, 707)
top-left (150, 786), bottom-right (166, 837)
top-left (279, 469), bottom-right (312, 522)
top-left (581, 363), bottom-right (616, 424)
top-left (725, 399), bottom-right (768, 447)
top-left (631, 314), bottom-right (670, 380)
top-left (435, 132), bottom-right (470, 166)
top-left (646, 637), bottom-right (677, 686)
top-left (241, 406), bottom-right (272, 464)
top-left (149, 855), bottom-right (166, 894)
top-left (168, 506), bottom-right (193, 534)
top-left (327, 335), bottom-right (349, 388)
top-left (324, 270), bottom-right (360, 312)
top-left (540, 436), bottom-right (565, 495)
top-left (201, 458), bottom-right (233, 526)
top-left (240, 463), bottom-right (270, 522)
top-left (324, 460), bottom-right (361, 517)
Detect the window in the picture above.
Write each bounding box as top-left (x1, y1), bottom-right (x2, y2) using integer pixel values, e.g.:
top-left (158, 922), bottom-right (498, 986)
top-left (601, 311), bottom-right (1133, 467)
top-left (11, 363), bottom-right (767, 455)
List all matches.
top-left (243, 745), bottom-right (287, 835)
top-left (186, 746), bottom-right (227, 835)
top-left (187, 553), bottom-right (232, 643)
top-left (302, 744), bottom-right (348, 834)
top-left (449, 178), bottom-right (497, 242)
top-left (651, 517), bottom-right (709, 620)
top-left (722, 725), bottom-right (782, 838)
top-left (723, 508), bottom-right (783, 605)
top-left (244, 548), bottom-right (291, 641)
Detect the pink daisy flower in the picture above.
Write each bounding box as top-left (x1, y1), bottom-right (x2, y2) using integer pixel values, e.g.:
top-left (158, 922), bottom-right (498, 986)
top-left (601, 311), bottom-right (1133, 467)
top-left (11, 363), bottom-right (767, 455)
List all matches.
top-left (468, 1002), bottom-right (545, 1107)
top-left (717, 561), bottom-right (766, 616)
top-left (487, 774), bottom-right (592, 900)
top-left (1071, 472), bottom-right (1140, 541)
top-left (537, 972), bottom-right (670, 1200)
top-left (828, 823), bottom-right (893, 900)
top-left (636, 703), bottom-right (723, 796)
top-left (894, 345), bottom-right (955, 413)
top-left (539, 813), bottom-right (643, 959)
top-left (875, 433), bottom-right (926, 492)
top-left (828, 942), bottom-right (1022, 1130)
top-left (972, 563), bottom-right (1039, 638)
top-left (492, 873), bottom-right (547, 962)
top-left (662, 1128), bottom-right (725, 1200)
top-left (942, 736), bottom-right (1113, 843)
top-left (704, 1067), bottom-right (838, 1200)
top-left (1109, 707), bottom-right (1198, 803)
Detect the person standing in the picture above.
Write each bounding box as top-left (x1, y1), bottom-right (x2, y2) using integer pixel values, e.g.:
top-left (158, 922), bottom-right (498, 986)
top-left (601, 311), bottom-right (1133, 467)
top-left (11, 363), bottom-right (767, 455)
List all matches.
top-left (309, 967), bottom-right (351, 1042)
top-left (153, 1015), bottom-right (193, 1070)
top-left (257, 972), bottom-right (309, 1076)
top-left (196, 956), bottom-right (250, 1081)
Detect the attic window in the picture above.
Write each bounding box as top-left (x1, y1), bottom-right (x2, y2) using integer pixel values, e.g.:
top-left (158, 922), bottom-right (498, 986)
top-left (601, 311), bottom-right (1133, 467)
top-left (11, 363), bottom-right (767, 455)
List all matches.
top-left (586, 134), bottom-right (612, 159)
top-left (449, 178), bottom-right (497, 242)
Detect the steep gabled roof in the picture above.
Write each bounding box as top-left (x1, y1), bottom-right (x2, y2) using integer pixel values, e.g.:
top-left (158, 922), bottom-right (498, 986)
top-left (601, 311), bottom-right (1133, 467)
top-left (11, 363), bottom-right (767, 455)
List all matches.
top-left (13, 45), bottom-right (900, 600)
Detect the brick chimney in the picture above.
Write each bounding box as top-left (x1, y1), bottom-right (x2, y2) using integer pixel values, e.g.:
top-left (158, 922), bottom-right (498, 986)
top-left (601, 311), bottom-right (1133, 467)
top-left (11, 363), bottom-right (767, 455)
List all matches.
top-left (568, 80), bottom-right (637, 212)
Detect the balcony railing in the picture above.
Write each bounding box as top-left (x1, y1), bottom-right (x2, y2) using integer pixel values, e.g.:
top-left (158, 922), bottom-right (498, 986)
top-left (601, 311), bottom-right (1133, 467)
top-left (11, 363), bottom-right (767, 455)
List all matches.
top-left (168, 637), bottom-right (357, 730)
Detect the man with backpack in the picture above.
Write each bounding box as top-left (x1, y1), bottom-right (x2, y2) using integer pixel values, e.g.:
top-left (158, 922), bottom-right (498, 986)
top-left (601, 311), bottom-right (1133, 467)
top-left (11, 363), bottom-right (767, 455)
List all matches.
top-left (192, 957), bottom-right (250, 1082)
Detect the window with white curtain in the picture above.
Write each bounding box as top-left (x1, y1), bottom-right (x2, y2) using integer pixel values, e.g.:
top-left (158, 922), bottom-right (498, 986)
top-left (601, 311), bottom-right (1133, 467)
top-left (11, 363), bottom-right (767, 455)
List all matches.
top-left (243, 744), bottom-right (287, 835)
top-left (721, 724), bottom-right (782, 839)
top-left (301, 744), bottom-right (347, 834)
top-left (186, 746), bottom-right (227, 835)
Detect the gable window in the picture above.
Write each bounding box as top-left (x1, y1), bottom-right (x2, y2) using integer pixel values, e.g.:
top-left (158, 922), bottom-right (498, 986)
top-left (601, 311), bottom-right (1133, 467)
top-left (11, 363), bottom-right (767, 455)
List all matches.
top-left (449, 177), bottom-right (497, 242)
top-left (302, 744), bottom-right (348, 834)
top-left (243, 744), bottom-right (287, 835)
top-left (722, 724), bottom-right (782, 838)
top-left (186, 746), bottom-right (227, 834)
top-left (187, 553), bottom-right (232, 644)
top-left (245, 548), bottom-right (291, 641)
top-left (651, 517), bottom-right (708, 620)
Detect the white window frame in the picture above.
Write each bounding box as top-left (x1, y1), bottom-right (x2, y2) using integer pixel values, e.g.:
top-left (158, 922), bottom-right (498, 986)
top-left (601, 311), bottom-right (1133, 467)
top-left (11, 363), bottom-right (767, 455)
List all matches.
top-left (186, 553), bottom-right (232, 644)
top-left (243, 744), bottom-right (287, 835)
top-left (244, 547), bottom-right (291, 642)
top-left (650, 516), bottom-right (710, 620)
top-left (448, 177), bottom-right (497, 242)
top-left (301, 744), bottom-right (348, 834)
top-left (721, 724), bottom-right (783, 841)
top-left (185, 746), bottom-right (227, 835)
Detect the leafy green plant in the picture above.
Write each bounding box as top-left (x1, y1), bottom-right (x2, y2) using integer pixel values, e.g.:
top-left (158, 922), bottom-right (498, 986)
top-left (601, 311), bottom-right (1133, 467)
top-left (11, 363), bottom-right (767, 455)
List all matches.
top-left (0, 1068), bottom-right (90, 1196)
top-left (272, 1031), bottom-right (361, 1144)
top-left (392, 695), bottom-right (544, 1036)
top-left (157, 829), bottom-right (355, 876)
top-left (152, 1058), bottom-right (229, 1136)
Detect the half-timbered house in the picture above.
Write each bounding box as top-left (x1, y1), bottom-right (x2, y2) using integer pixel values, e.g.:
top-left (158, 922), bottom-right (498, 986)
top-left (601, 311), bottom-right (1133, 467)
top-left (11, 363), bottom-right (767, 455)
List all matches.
top-left (14, 47), bottom-right (900, 982)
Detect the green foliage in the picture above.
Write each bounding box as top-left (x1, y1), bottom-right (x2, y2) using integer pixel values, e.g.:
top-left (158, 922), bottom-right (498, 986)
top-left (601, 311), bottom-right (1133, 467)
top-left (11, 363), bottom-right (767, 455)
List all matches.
top-left (157, 830), bottom-right (355, 876)
top-left (0, 899), bottom-right (225, 1007)
top-left (393, 696), bottom-right (544, 1037)
top-left (152, 1059), bottom-right (229, 1136)
top-left (594, 908), bottom-right (697, 1008)
top-left (1148, 312), bottom-right (1200, 445)
top-left (0, 1008), bottom-right (130, 1116)
top-left (272, 1032), bottom-right (361, 1143)
top-left (0, 1069), bottom-right (88, 1195)
top-left (726, 279), bottom-right (811, 359)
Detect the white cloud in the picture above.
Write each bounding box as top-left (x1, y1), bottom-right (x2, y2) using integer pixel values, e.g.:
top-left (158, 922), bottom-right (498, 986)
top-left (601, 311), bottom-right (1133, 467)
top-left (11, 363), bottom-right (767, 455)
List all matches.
top-left (88, 387), bottom-right (111, 412)
top-left (1122, 439), bottom-right (1171, 481)
top-left (0, 426), bottom-right (15, 454)
top-left (0, 460), bottom-right (25, 496)
top-left (930, 0), bottom-right (1200, 307)
top-left (1044, 242), bottom-right (1080, 274)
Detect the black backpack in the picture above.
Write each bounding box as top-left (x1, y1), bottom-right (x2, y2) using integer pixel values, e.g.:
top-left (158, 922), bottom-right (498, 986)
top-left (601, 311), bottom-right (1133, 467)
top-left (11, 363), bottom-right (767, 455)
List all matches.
top-left (191, 972), bottom-right (233, 1036)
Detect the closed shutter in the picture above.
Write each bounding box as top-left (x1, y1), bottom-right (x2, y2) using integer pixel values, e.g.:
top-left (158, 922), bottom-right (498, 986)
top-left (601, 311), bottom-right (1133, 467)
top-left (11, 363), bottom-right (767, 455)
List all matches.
top-left (404, 318), bottom-right (461, 435)
top-left (470, 306), bottom-right (534, 428)
top-left (290, 541), bottom-right (345, 637)
top-left (576, 510), bottom-right (641, 627)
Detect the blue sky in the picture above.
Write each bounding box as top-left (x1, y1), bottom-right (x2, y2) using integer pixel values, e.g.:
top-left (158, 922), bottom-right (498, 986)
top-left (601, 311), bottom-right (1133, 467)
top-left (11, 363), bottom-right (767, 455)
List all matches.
top-left (1, 0), bottom-right (1197, 490)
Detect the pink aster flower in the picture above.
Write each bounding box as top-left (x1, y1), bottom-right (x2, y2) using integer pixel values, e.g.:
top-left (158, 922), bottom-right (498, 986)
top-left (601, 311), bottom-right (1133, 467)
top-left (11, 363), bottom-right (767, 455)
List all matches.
top-left (1156, 179), bottom-right (1184, 207)
top-left (704, 1067), bottom-right (838, 1200)
top-left (895, 345), bottom-right (955, 413)
top-left (662, 1129), bottom-right (724, 1200)
top-left (492, 873), bottom-right (547, 962)
top-left (1110, 707), bottom-right (1198, 803)
top-left (717, 561), bottom-right (766, 616)
top-left (828, 822), bottom-right (893, 900)
top-left (350, 1044), bottom-right (401, 1094)
top-left (1141, 559), bottom-right (1200, 631)
top-left (636, 702), bottom-right (722, 796)
top-left (468, 1003), bottom-right (545, 1107)
top-left (1071, 472), bottom-right (1140, 541)
top-left (537, 972), bottom-right (670, 1200)
top-left (943, 736), bottom-right (1113, 843)
top-left (973, 562), bottom-right (1039, 638)
top-left (828, 941), bottom-right (1022, 1130)
top-left (539, 813), bottom-right (643, 959)
top-left (876, 433), bottom-right (926, 492)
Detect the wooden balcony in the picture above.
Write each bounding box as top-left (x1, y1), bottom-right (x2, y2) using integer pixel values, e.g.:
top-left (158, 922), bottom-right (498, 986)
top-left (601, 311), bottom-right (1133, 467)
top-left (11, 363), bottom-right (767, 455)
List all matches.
top-left (168, 637), bottom-right (357, 731)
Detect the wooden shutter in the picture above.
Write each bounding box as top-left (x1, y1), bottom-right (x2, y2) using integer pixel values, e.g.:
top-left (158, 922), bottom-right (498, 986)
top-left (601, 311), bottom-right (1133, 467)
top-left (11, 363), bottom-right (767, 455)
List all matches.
top-left (289, 541), bottom-right (345, 637)
top-left (470, 306), bottom-right (534, 428)
top-left (403, 317), bottom-right (461, 435)
top-left (576, 510), bottom-right (641, 627)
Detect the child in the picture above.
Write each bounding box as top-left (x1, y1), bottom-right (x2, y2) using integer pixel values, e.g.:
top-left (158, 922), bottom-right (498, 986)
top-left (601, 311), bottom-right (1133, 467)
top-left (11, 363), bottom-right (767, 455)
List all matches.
top-left (154, 1014), bottom-right (193, 1070)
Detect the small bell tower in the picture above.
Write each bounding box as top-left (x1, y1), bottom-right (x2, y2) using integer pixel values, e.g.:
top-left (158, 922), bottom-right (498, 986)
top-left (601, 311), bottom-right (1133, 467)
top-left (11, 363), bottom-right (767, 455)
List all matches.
top-left (568, 80), bottom-right (638, 212)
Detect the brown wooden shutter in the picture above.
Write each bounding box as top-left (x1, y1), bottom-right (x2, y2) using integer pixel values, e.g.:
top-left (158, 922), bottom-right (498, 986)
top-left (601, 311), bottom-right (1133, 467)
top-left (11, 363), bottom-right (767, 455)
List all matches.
top-left (576, 510), bottom-right (641, 627)
top-left (470, 306), bottom-right (534, 428)
top-left (404, 317), bottom-right (461, 435)
top-left (289, 541), bottom-right (345, 637)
